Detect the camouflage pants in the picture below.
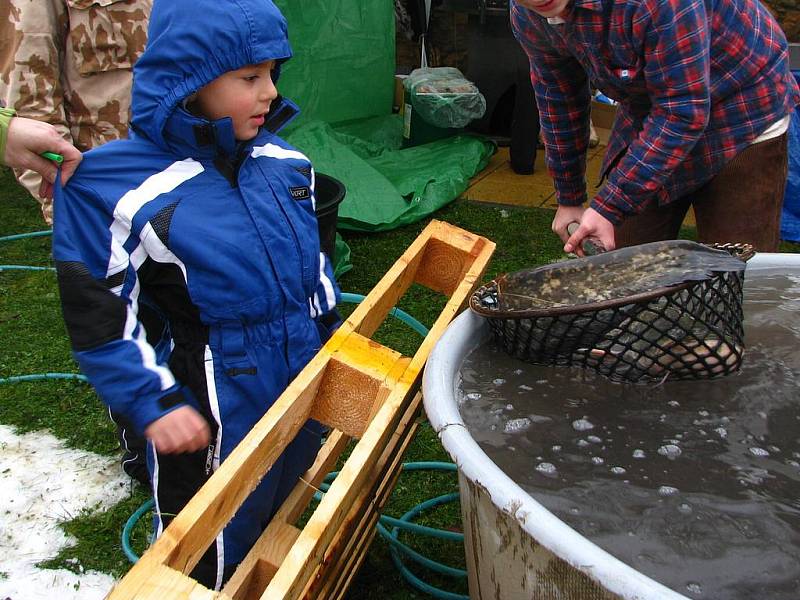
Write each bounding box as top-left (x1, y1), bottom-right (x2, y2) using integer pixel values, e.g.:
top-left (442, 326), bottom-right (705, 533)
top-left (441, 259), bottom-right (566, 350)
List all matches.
top-left (0, 0), bottom-right (150, 223)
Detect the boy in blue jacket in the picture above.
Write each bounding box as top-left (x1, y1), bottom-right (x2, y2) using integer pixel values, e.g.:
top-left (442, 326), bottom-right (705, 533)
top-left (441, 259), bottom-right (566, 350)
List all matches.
top-left (52, 0), bottom-right (340, 588)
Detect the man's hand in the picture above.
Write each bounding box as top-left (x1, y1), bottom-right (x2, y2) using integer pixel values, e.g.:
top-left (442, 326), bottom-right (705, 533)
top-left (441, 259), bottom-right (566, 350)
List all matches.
top-left (145, 406), bottom-right (211, 454)
top-left (552, 205), bottom-right (587, 243)
top-left (4, 117), bottom-right (82, 199)
top-left (563, 207), bottom-right (616, 257)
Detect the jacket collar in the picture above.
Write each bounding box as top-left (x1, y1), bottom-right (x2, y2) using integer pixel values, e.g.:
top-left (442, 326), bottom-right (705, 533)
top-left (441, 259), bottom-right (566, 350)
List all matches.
top-left (156, 95), bottom-right (300, 160)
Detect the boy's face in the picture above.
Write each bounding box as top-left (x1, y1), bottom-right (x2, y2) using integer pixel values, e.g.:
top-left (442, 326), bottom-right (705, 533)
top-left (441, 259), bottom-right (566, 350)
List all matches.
top-left (194, 60), bottom-right (278, 141)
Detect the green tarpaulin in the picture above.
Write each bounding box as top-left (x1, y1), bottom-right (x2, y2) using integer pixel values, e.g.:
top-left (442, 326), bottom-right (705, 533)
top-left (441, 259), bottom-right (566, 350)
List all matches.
top-left (285, 116), bottom-right (494, 232)
top-left (274, 1), bottom-right (494, 236)
top-left (275, 0), bottom-right (395, 126)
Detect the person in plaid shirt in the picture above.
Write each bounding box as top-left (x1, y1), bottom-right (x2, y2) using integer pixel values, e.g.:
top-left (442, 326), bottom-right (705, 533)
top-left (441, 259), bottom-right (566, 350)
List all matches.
top-left (511, 0), bottom-right (800, 253)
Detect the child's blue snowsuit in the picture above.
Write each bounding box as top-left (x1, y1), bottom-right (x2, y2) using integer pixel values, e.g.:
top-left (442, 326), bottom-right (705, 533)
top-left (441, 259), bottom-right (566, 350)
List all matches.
top-left (52, 0), bottom-right (340, 588)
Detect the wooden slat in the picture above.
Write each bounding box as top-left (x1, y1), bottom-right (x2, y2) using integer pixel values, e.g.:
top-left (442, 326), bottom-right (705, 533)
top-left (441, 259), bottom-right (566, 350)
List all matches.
top-left (261, 226), bottom-right (494, 599)
top-left (222, 431), bottom-right (350, 599)
top-left (311, 334), bottom-right (406, 437)
top-left (110, 564), bottom-right (227, 600)
top-left (107, 366), bottom-right (327, 600)
top-left (226, 522), bottom-right (300, 600)
top-left (415, 232), bottom-right (488, 297)
top-left (313, 393), bottom-right (426, 600)
top-left (325, 418), bottom-right (425, 600)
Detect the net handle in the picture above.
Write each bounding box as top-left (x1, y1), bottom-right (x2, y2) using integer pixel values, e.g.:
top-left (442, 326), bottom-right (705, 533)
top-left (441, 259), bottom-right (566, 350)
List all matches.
top-left (566, 221), bottom-right (606, 256)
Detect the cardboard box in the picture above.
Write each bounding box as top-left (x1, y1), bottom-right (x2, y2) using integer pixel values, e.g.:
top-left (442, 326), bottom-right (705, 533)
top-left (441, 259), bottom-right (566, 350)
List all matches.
top-left (590, 99), bottom-right (617, 146)
top-left (393, 74), bottom-right (407, 114)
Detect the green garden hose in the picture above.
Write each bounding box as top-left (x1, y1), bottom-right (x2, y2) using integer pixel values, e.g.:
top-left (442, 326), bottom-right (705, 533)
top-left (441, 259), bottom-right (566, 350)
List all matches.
top-left (0, 229), bottom-right (52, 243)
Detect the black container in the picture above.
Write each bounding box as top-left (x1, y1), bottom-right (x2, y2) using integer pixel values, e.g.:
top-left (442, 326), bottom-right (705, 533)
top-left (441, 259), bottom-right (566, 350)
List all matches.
top-left (314, 173), bottom-right (346, 261)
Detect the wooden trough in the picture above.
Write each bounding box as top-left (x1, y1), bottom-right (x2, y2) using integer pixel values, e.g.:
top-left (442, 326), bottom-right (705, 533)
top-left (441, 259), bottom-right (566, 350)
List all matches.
top-left (106, 220), bottom-right (495, 600)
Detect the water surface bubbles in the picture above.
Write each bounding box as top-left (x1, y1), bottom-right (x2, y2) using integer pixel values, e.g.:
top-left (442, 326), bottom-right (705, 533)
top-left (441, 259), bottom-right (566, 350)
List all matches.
top-left (572, 418), bottom-right (594, 431)
top-left (678, 503), bottom-right (693, 514)
top-left (686, 582), bottom-right (703, 595)
top-left (536, 462), bottom-right (558, 477)
top-left (658, 445), bottom-right (682, 460)
top-left (587, 435), bottom-right (602, 444)
top-left (504, 418), bottom-right (532, 434)
top-left (493, 378), bottom-right (506, 385)
top-left (749, 447), bottom-right (770, 457)
top-left (658, 486), bottom-right (679, 497)
top-left (610, 466), bottom-right (627, 475)
top-left (633, 449), bottom-right (646, 459)
top-left (591, 456), bottom-right (605, 466)
top-left (714, 427), bottom-right (728, 439)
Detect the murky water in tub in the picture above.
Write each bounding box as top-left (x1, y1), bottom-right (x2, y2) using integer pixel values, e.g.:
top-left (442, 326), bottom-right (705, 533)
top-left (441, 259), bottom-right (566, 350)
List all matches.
top-left (458, 270), bottom-right (800, 599)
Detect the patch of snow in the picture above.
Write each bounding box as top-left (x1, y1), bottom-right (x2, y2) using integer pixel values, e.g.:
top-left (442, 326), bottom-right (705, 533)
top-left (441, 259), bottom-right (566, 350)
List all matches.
top-left (0, 424), bottom-right (130, 600)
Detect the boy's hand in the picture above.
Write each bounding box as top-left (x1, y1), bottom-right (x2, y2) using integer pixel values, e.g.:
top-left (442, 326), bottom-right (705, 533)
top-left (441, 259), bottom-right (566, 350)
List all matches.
top-left (145, 406), bottom-right (211, 454)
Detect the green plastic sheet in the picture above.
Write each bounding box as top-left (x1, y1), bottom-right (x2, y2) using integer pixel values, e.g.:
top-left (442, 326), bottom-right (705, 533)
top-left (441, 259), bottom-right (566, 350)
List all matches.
top-left (286, 116), bottom-right (495, 232)
top-left (333, 233), bottom-right (353, 278)
top-left (275, 0), bottom-right (395, 126)
top-left (275, 2), bottom-right (495, 233)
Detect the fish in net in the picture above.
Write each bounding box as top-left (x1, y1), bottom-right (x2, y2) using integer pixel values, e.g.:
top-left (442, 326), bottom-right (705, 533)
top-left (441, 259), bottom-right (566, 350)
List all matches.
top-left (470, 240), bottom-right (754, 383)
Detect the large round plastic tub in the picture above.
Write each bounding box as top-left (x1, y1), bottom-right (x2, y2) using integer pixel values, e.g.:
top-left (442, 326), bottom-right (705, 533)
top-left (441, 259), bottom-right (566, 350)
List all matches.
top-left (422, 253), bottom-right (798, 600)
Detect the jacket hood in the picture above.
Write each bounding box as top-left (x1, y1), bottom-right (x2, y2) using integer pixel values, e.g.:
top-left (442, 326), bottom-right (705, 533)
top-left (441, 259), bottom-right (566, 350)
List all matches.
top-left (130, 0), bottom-right (292, 152)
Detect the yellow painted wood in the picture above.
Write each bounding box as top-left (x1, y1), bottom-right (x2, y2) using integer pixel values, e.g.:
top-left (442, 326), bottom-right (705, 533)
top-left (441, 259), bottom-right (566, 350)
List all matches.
top-left (311, 333), bottom-right (406, 437)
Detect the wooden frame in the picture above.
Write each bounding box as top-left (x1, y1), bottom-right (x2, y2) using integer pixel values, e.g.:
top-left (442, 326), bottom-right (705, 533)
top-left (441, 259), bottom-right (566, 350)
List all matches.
top-left (106, 220), bottom-right (494, 600)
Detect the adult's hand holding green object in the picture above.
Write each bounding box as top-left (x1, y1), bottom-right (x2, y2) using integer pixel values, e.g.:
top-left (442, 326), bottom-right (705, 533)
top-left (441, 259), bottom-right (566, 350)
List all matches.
top-left (2, 114), bottom-right (82, 199)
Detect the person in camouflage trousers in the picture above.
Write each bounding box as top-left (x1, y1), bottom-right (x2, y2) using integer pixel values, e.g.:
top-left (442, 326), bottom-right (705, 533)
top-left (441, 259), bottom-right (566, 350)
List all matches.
top-left (1, 0), bottom-right (153, 487)
top-left (0, 0), bottom-right (151, 224)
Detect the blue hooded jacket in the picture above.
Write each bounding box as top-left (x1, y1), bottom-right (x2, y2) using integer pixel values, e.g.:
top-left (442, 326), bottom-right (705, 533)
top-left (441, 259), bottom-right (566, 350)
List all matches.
top-left (53, 0), bottom-right (339, 499)
top-left (53, 0), bottom-right (340, 579)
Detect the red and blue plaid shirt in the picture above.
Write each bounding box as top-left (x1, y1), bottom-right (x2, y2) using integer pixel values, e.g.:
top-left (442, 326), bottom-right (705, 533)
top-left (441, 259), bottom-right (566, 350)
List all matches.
top-left (511, 0), bottom-right (800, 224)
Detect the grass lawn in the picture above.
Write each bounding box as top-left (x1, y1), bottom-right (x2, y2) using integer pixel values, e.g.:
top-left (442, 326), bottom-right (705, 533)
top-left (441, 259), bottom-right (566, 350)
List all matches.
top-left (2, 164), bottom-right (797, 598)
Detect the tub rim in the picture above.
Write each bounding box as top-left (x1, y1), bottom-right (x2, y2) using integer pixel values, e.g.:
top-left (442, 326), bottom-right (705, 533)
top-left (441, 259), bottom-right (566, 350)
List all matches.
top-left (422, 252), bottom-right (794, 600)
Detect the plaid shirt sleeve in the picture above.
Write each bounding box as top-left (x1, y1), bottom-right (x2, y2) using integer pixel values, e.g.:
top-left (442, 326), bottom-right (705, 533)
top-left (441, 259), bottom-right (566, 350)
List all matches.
top-left (511, 6), bottom-right (592, 206)
top-left (592, 0), bottom-right (711, 223)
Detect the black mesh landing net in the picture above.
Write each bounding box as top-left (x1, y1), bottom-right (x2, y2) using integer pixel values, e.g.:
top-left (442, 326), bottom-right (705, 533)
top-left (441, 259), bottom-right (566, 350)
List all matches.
top-left (470, 241), bottom-right (754, 383)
